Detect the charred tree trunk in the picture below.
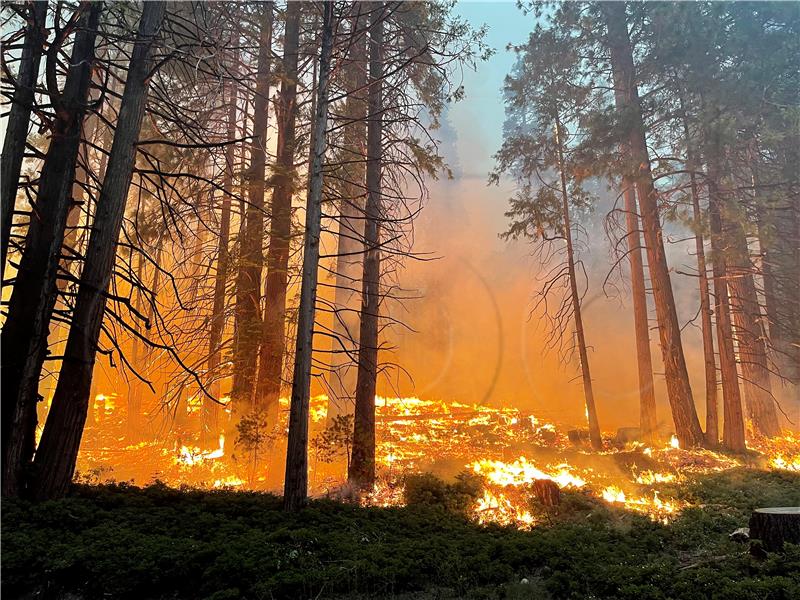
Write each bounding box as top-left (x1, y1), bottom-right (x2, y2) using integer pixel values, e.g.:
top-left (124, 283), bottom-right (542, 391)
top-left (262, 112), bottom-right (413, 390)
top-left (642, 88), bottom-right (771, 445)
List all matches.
top-left (623, 183), bottom-right (658, 442)
top-left (328, 6), bottom-right (368, 420)
top-left (601, 1), bottom-right (704, 447)
top-left (206, 54), bottom-right (239, 437)
top-left (30, 1), bottom-right (166, 501)
top-left (284, 1), bottom-right (335, 512)
top-left (232, 4), bottom-right (273, 409)
top-left (705, 136), bottom-right (746, 452)
top-left (257, 1), bottom-right (301, 415)
top-left (726, 218), bottom-right (781, 438)
top-left (349, 3), bottom-right (384, 491)
top-left (1, 0), bottom-right (47, 280)
top-left (555, 116), bottom-right (602, 451)
top-left (1, 3), bottom-right (102, 498)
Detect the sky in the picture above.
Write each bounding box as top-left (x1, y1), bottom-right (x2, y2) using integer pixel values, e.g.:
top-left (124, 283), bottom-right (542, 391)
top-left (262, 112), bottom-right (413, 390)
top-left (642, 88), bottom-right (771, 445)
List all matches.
top-left (447, 1), bottom-right (533, 179)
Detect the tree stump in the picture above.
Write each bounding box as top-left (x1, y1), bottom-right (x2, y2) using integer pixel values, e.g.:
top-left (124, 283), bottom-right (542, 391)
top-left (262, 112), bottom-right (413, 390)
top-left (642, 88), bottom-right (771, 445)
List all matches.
top-left (532, 479), bottom-right (561, 507)
top-left (615, 427), bottom-right (641, 445)
top-left (567, 429), bottom-right (589, 447)
top-left (748, 507), bottom-right (800, 551)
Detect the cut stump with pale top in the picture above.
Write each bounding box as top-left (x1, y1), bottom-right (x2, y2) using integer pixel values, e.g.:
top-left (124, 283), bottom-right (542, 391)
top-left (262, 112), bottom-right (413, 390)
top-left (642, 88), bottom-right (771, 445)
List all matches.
top-left (748, 507), bottom-right (800, 551)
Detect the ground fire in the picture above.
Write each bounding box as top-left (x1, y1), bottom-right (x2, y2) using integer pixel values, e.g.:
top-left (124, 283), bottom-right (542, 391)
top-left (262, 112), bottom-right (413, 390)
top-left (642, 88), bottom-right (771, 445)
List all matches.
top-left (76, 392), bottom-right (800, 527)
top-left (3, 1), bottom-right (800, 597)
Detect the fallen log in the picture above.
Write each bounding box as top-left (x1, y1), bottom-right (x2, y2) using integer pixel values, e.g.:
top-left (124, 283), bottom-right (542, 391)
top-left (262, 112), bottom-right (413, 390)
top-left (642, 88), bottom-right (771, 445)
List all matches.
top-left (748, 507), bottom-right (800, 551)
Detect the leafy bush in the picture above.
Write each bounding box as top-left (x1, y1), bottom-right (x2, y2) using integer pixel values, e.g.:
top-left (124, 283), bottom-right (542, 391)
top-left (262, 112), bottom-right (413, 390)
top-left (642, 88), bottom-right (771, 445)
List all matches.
top-left (2, 469), bottom-right (799, 599)
top-left (403, 470), bottom-right (483, 516)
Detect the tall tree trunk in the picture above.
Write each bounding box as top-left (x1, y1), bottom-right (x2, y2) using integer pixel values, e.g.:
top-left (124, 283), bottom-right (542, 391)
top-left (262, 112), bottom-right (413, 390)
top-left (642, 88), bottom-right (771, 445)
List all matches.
top-left (232, 4), bottom-right (273, 409)
top-left (726, 217), bottom-right (781, 438)
top-left (600, 1), bottom-right (704, 447)
top-left (755, 146), bottom-right (800, 405)
top-left (1, 2), bottom-right (102, 498)
top-left (284, 0), bottom-right (335, 511)
top-left (1, 0), bottom-right (47, 280)
top-left (705, 134), bottom-right (746, 452)
top-left (328, 5), bottom-right (368, 420)
top-left (623, 182), bottom-right (658, 442)
top-left (30, 1), bottom-right (166, 501)
top-left (256, 1), bottom-right (301, 415)
top-left (682, 108), bottom-right (719, 445)
top-left (205, 54), bottom-right (239, 438)
top-left (349, 2), bottom-right (384, 490)
top-left (127, 250), bottom-right (145, 441)
top-left (131, 236), bottom-right (165, 434)
top-left (688, 164), bottom-right (719, 445)
top-left (555, 117), bottom-right (602, 450)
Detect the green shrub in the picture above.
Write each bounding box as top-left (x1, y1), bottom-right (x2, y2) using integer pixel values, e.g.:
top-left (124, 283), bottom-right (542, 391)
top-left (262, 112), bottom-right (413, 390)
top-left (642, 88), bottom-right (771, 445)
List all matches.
top-left (403, 470), bottom-right (483, 516)
top-left (2, 470), bottom-right (799, 599)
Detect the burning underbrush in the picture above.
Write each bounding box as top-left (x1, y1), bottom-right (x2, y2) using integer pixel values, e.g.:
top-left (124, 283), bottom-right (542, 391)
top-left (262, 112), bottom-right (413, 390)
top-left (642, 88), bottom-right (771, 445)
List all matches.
top-left (76, 394), bottom-right (800, 527)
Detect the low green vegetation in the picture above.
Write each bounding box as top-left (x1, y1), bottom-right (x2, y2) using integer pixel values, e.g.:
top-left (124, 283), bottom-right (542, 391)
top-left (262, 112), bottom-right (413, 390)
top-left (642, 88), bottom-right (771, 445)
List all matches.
top-left (3, 469), bottom-right (799, 599)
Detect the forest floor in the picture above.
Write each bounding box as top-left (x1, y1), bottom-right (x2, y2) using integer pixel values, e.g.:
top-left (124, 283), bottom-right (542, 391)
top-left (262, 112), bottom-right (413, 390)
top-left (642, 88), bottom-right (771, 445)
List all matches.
top-left (3, 469), bottom-right (800, 600)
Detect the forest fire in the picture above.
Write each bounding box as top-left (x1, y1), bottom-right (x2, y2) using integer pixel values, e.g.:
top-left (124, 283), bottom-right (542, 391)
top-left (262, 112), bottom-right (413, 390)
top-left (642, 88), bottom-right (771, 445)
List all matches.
top-left (76, 392), bottom-right (800, 528)
top-left (3, 1), bottom-right (799, 597)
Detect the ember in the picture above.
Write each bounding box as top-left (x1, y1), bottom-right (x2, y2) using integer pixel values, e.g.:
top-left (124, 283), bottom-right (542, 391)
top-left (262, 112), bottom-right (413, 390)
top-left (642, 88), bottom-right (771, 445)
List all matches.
top-left (77, 392), bottom-right (800, 527)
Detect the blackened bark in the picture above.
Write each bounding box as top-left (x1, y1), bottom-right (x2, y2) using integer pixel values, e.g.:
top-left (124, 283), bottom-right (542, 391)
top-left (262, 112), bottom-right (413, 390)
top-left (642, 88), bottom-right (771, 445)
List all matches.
top-left (283, 0), bottom-right (335, 512)
top-left (600, 1), bottom-right (704, 447)
top-left (30, 1), bottom-right (166, 501)
top-left (1, 2), bottom-right (102, 498)
top-left (256, 1), bottom-right (301, 414)
top-left (349, 2), bottom-right (384, 490)
top-left (1, 0), bottom-right (47, 280)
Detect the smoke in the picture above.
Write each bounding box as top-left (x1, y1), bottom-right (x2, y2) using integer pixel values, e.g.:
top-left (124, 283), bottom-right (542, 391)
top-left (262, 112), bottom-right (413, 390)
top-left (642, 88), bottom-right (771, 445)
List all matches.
top-left (382, 108), bottom-right (713, 435)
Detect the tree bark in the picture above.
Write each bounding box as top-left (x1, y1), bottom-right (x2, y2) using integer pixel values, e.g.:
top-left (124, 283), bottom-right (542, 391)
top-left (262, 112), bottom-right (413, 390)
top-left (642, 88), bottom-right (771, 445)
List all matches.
top-left (555, 116), bottom-right (602, 450)
top-left (623, 183), bottom-right (658, 443)
top-left (232, 4), bottom-right (273, 409)
top-left (328, 3), bottom-right (368, 423)
top-left (349, 2), bottom-right (384, 490)
top-left (689, 173), bottom-right (719, 445)
top-left (726, 217), bottom-right (781, 438)
top-left (256, 1), bottom-right (301, 415)
top-left (682, 112), bottom-right (719, 446)
top-left (749, 507), bottom-right (800, 552)
top-left (1, 0), bottom-right (47, 280)
top-left (283, 0), bottom-right (335, 512)
top-left (30, 1), bottom-right (166, 501)
top-left (754, 148), bottom-right (800, 404)
top-left (752, 155), bottom-right (799, 418)
top-left (1, 2), bottom-right (102, 498)
top-left (328, 5), bottom-right (369, 421)
top-left (205, 52), bottom-right (239, 438)
top-left (705, 136), bottom-right (746, 452)
top-left (600, 1), bottom-right (704, 447)
top-left (127, 250), bottom-right (145, 440)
